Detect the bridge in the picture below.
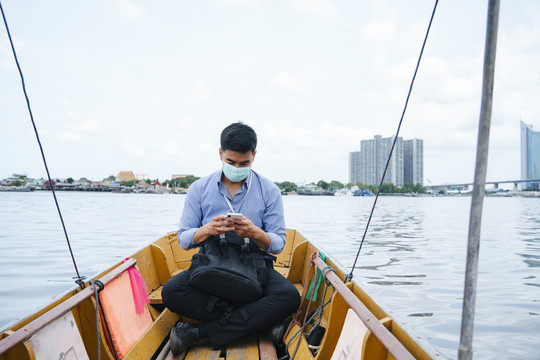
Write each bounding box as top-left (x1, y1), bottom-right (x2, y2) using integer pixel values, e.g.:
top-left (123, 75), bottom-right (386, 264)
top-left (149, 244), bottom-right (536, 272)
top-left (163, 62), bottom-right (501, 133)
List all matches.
top-left (426, 179), bottom-right (540, 192)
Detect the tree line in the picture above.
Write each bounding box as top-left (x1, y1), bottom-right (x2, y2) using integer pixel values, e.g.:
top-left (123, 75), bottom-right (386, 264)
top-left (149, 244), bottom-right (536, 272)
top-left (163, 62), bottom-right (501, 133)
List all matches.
top-left (6, 174), bottom-right (426, 194)
top-left (274, 180), bottom-right (427, 194)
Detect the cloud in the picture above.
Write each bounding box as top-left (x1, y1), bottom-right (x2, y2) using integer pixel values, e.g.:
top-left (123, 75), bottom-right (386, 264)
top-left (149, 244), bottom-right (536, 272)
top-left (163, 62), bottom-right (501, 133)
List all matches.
top-left (212, 0), bottom-right (337, 18)
top-left (160, 131), bottom-right (185, 157)
top-left (176, 117), bottom-right (194, 130)
top-left (270, 64), bottom-right (328, 95)
top-left (360, 21), bottom-right (396, 42)
top-left (160, 140), bottom-right (184, 157)
top-left (291, 0), bottom-right (338, 19)
top-left (214, 0), bottom-right (262, 7)
top-left (111, 0), bottom-right (144, 20)
top-left (57, 131), bottom-right (82, 143)
top-left (270, 72), bottom-right (303, 93)
top-left (191, 81), bottom-right (214, 104)
top-left (120, 142), bottom-right (146, 156)
top-left (197, 142), bottom-right (214, 152)
top-left (177, 81), bottom-right (214, 106)
top-left (79, 120), bottom-right (103, 134)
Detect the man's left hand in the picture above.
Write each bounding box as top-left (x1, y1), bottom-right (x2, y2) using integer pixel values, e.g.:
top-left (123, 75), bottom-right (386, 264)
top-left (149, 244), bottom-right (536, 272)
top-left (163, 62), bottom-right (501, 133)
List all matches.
top-left (227, 216), bottom-right (270, 250)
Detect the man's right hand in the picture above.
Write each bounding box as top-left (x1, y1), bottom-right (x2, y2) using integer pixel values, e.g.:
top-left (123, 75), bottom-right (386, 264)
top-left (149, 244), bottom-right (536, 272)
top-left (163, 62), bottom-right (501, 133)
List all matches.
top-left (193, 215), bottom-right (235, 244)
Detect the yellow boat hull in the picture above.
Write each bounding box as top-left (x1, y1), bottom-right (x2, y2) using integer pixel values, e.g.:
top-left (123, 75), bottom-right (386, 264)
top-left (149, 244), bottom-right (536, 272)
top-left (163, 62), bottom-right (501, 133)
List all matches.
top-left (0, 230), bottom-right (442, 359)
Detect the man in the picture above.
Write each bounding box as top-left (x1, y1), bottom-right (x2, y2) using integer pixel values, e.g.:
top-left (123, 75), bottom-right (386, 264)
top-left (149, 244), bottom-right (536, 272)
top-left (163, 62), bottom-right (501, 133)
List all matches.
top-left (162, 122), bottom-right (300, 355)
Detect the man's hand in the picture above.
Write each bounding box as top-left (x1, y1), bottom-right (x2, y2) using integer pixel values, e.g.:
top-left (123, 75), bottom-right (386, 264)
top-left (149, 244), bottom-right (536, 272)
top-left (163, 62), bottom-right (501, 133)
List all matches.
top-left (228, 216), bottom-right (271, 250)
top-left (194, 214), bottom-right (271, 250)
top-left (193, 215), bottom-right (234, 244)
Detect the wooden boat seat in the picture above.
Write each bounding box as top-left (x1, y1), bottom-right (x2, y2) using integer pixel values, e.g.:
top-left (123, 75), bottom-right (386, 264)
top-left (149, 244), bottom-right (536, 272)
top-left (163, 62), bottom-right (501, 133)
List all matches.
top-left (161, 332), bottom-right (277, 360)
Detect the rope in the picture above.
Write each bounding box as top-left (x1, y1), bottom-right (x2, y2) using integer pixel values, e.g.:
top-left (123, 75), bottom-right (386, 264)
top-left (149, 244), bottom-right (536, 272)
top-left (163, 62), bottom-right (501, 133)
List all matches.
top-left (89, 281), bottom-right (102, 360)
top-left (284, 253), bottom-right (335, 359)
top-left (347, 0), bottom-right (439, 281)
top-left (89, 280), bottom-right (120, 360)
top-left (0, 1), bottom-right (85, 288)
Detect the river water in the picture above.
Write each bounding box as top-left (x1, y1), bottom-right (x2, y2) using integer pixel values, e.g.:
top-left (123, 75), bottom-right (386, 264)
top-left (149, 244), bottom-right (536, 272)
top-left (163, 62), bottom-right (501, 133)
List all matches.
top-left (0, 191), bottom-right (538, 359)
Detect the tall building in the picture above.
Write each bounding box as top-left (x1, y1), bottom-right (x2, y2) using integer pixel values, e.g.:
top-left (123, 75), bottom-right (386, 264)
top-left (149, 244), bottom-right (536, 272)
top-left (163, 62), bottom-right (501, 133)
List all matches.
top-left (348, 151), bottom-right (362, 184)
top-left (349, 135), bottom-right (422, 187)
top-left (521, 121), bottom-right (540, 190)
top-left (404, 139), bottom-right (424, 185)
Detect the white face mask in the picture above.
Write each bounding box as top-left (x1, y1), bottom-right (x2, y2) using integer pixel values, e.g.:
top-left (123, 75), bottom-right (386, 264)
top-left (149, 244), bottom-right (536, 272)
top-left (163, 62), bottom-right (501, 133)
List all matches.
top-left (222, 161), bottom-right (251, 182)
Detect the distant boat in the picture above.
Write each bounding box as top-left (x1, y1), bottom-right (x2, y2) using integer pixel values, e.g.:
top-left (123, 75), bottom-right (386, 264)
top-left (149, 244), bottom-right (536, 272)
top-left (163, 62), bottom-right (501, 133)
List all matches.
top-left (353, 188), bottom-right (374, 196)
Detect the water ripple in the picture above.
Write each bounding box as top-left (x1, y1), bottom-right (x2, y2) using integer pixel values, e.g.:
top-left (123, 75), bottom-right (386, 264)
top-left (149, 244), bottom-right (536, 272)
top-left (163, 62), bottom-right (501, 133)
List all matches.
top-left (1, 193), bottom-right (539, 359)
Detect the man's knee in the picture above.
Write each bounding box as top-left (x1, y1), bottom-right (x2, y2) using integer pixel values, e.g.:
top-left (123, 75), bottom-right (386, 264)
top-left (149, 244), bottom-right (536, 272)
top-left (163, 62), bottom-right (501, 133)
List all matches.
top-left (162, 272), bottom-right (191, 311)
top-left (268, 279), bottom-right (301, 315)
top-left (284, 285), bottom-right (301, 314)
top-left (161, 277), bottom-right (177, 310)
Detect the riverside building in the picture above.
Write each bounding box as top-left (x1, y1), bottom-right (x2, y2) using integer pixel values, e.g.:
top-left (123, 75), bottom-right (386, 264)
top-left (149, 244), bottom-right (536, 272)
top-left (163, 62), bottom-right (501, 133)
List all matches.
top-left (349, 135), bottom-right (423, 187)
top-left (520, 121), bottom-right (540, 190)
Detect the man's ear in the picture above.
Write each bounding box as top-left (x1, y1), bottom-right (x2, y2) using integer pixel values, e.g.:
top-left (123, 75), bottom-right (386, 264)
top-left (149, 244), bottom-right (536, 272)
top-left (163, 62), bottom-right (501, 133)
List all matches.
top-left (252, 150), bottom-right (257, 162)
top-left (219, 148), bottom-right (223, 161)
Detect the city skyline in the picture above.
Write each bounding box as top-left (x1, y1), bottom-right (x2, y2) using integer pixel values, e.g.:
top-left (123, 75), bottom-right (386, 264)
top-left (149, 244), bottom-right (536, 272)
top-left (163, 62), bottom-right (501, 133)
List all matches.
top-left (349, 135), bottom-right (423, 187)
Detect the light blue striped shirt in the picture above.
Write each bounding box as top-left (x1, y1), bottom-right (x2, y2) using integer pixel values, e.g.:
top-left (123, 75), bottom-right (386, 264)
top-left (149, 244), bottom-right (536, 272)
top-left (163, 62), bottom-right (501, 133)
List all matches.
top-left (178, 170), bottom-right (286, 254)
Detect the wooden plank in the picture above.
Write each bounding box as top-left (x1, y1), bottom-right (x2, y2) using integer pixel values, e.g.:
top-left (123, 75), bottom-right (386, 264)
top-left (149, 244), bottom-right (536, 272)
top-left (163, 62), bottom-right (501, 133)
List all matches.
top-left (362, 317), bottom-right (392, 360)
top-left (0, 258), bottom-right (137, 355)
top-left (258, 333), bottom-right (277, 360)
top-left (275, 229), bottom-right (297, 267)
top-left (149, 286), bottom-right (164, 304)
top-left (283, 324), bottom-right (312, 360)
top-left (314, 285), bottom-right (350, 360)
top-left (131, 246), bottom-right (161, 292)
top-left (151, 244), bottom-right (173, 285)
top-left (285, 241), bottom-right (308, 283)
top-left (183, 339), bottom-right (221, 360)
top-left (226, 333), bottom-right (258, 360)
top-left (123, 308), bottom-right (180, 360)
top-left (28, 311), bottom-right (90, 360)
top-left (0, 331), bottom-right (34, 360)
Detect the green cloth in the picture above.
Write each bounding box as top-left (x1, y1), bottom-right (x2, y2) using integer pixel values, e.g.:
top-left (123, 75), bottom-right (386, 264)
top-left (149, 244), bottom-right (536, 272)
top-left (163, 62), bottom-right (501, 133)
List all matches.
top-left (306, 252), bottom-right (326, 301)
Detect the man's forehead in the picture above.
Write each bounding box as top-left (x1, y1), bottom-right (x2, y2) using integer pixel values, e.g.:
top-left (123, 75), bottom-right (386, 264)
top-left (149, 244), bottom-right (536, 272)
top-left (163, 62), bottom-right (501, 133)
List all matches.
top-left (222, 149), bottom-right (254, 158)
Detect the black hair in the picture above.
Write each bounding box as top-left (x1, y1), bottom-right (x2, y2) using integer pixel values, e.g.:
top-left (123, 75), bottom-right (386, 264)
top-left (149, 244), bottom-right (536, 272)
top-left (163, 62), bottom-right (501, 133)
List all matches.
top-left (220, 122), bottom-right (257, 153)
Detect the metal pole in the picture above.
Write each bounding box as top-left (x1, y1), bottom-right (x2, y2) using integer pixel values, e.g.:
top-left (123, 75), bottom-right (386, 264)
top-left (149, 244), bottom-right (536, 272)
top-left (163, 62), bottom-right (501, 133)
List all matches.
top-left (458, 1), bottom-right (500, 359)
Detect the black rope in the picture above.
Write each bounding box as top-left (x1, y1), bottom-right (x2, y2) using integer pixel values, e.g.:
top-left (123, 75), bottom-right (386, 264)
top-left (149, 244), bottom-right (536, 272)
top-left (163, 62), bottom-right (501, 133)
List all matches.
top-left (0, 1), bottom-right (85, 288)
top-left (89, 280), bottom-right (120, 360)
top-left (347, 0), bottom-right (439, 281)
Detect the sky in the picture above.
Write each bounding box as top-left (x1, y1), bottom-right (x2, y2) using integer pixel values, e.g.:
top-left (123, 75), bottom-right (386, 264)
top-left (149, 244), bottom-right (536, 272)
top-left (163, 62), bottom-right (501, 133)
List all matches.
top-left (1, 0), bottom-right (539, 186)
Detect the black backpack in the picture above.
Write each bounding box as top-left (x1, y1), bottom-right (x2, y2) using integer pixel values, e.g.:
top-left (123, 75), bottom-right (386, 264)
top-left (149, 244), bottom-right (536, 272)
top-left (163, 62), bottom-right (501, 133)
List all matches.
top-left (188, 233), bottom-right (274, 303)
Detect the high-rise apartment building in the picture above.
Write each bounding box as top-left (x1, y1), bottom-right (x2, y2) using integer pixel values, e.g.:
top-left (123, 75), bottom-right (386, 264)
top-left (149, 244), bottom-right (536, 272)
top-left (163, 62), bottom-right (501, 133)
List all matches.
top-left (404, 139), bottom-right (424, 185)
top-left (521, 121), bottom-right (540, 190)
top-left (348, 151), bottom-right (362, 184)
top-left (349, 135), bottom-right (422, 187)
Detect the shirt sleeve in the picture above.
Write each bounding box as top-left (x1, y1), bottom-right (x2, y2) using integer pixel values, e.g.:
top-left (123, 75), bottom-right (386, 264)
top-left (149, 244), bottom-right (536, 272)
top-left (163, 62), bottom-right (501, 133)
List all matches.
top-left (178, 181), bottom-right (203, 250)
top-left (263, 184), bottom-right (287, 254)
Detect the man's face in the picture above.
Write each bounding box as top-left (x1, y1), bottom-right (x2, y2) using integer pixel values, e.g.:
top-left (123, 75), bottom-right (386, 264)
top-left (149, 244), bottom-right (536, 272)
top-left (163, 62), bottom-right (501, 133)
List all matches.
top-left (219, 149), bottom-right (256, 168)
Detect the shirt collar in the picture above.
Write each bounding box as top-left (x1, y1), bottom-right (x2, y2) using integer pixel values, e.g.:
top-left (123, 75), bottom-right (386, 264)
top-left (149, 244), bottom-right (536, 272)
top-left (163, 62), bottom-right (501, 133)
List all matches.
top-left (216, 170), bottom-right (253, 199)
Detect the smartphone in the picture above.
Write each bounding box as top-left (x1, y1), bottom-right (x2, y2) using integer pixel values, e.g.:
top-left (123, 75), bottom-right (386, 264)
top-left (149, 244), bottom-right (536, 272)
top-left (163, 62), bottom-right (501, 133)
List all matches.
top-left (227, 213), bottom-right (243, 220)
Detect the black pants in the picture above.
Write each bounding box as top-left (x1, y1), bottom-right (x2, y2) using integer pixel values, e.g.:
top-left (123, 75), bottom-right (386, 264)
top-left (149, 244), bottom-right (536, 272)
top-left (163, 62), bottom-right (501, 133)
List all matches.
top-left (162, 262), bottom-right (301, 349)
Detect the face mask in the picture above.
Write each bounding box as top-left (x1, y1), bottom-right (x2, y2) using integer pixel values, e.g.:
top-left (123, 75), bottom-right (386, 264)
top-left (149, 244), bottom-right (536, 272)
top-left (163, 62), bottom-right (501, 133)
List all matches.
top-left (222, 161), bottom-right (251, 182)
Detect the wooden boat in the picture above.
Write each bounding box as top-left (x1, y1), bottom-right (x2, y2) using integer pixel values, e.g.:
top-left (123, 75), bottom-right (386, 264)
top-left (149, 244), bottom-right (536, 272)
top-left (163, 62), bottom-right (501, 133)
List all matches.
top-left (0, 229), bottom-right (444, 360)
